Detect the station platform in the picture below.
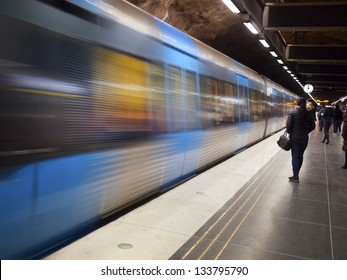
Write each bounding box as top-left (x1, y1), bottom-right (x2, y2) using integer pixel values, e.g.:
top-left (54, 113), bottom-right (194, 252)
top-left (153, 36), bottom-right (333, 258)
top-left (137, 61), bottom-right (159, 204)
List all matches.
top-left (45, 127), bottom-right (347, 260)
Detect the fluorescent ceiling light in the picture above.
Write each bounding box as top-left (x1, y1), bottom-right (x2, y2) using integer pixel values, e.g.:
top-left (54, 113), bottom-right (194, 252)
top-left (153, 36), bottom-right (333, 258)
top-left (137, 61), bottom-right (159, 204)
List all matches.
top-left (307, 92), bottom-right (317, 103)
top-left (243, 22), bottom-right (259, 34)
top-left (283, 66), bottom-right (288, 70)
top-left (259, 39), bottom-right (270, 48)
top-left (270, 51), bottom-right (278, 57)
top-left (222, 0), bottom-right (240, 13)
top-left (287, 70), bottom-right (291, 74)
top-left (277, 59), bottom-right (284, 64)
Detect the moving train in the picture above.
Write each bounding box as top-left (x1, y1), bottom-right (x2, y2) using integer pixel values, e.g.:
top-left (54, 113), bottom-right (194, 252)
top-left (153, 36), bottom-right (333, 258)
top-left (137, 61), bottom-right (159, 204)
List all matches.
top-left (0, 0), bottom-right (298, 259)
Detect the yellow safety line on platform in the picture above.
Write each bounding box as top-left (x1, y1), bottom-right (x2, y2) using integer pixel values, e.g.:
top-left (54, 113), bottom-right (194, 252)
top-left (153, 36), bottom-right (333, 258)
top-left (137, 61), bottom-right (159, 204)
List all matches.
top-left (180, 150), bottom-right (288, 260)
top-left (213, 153), bottom-right (288, 259)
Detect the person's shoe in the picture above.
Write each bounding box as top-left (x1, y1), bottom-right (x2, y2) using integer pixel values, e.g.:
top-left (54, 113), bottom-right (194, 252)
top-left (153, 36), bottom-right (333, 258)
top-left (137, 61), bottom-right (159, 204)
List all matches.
top-left (322, 139), bottom-right (326, 143)
top-left (326, 140), bottom-right (330, 144)
top-left (288, 176), bottom-right (299, 182)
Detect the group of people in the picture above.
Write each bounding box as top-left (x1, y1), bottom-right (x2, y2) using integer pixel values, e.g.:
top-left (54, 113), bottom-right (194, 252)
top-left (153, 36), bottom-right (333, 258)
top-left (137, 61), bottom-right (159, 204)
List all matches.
top-left (285, 98), bottom-right (347, 183)
top-left (317, 103), bottom-right (344, 144)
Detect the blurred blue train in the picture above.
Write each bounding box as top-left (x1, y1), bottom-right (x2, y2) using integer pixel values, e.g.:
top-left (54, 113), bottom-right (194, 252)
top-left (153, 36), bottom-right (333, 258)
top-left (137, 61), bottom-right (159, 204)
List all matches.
top-left (0, 0), bottom-right (298, 259)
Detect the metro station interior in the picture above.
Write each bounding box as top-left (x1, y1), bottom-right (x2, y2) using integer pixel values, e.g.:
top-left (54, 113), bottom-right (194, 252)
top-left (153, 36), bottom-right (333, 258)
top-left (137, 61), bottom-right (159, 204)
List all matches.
top-left (0, 0), bottom-right (347, 261)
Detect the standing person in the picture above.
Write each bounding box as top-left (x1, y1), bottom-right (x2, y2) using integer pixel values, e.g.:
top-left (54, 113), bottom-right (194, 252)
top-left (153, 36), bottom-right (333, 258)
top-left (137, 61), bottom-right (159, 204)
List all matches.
top-left (286, 98), bottom-right (316, 182)
top-left (307, 101), bottom-right (317, 122)
top-left (333, 103), bottom-right (343, 133)
top-left (322, 104), bottom-right (334, 144)
top-left (318, 104), bottom-right (326, 132)
top-left (342, 110), bottom-right (347, 169)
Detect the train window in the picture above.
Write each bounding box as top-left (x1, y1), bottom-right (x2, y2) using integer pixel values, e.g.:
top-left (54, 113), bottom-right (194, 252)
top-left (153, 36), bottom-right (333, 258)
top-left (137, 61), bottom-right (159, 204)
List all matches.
top-left (273, 92), bottom-right (278, 117)
top-left (217, 80), bottom-right (225, 125)
top-left (277, 94), bottom-right (284, 117)
top-left (0, 76), bottom-right (63, 157)
top-left (168, 66), bottom-right (184, 132)
top-left (93, 49), bottom-right (151, 139)
top-left (260, 90), bottom-right (267, 119)
top-left (249, 89), bottom-right (264, 122)
top-left (266, 91), bottom-right (275, 118)
top-left (148, 64), bottom-right (167, 133)
top-left (185, 71), bottom-right (199, 130)
top-left (199, 75), bottom-right (219, 129)
top-left (219, 81), bottom-right (236, 124)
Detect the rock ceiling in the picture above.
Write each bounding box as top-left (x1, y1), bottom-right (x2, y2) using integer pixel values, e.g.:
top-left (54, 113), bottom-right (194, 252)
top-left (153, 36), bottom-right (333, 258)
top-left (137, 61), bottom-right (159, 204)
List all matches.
top-left (126, 0), bottom-right (347, 103)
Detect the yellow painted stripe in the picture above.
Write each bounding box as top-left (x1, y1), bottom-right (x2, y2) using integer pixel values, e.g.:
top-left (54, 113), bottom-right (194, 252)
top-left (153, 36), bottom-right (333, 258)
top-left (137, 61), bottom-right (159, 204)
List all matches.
top-left (11, 88), bottom-right (86, 98)
top-left (181, 151), bottom-right (287, 260)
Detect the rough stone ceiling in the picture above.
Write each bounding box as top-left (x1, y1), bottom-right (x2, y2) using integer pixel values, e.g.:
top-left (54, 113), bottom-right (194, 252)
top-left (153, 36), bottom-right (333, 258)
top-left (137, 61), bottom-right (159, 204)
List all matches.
top-left (126, 0), bottom-right (347, 102)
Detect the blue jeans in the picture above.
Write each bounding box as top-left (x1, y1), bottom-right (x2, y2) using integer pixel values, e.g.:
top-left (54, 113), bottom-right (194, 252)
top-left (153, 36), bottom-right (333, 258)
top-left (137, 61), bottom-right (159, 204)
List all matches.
top-left (291, 139), bottom-right (308, 178)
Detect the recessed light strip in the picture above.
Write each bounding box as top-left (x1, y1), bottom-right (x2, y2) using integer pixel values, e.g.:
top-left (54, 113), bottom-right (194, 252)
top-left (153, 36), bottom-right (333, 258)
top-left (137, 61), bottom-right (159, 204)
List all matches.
top-left (221, 0), bottom-right (240, 13)
top-left (243, 22), bottom-right (259, 34)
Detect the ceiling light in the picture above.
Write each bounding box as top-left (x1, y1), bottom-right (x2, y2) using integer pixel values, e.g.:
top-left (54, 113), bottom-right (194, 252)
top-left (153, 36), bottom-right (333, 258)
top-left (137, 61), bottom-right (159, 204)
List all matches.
top-left (287, 70), bottom-right (291, 74)
top-left (283, 66), bottom-right (288, 70)
top-left (259, 39), bottom-right (270, 48)
top-left (270, 51), bottom-right (278, 57)
top-left (243, 22), bottom-right (259, 34)
top-left (221, 0), bottom-right (240, 13)
top-left (277, 59), bottom-right (284, 64)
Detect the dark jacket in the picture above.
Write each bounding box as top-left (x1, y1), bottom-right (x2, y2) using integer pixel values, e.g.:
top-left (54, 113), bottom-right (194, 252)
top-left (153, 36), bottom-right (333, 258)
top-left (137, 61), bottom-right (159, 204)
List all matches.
top-left (333, 107), bottom-right (343, 122)
top-left (342, 112), bottom-right (347, 141)
top-left (318, 107), bottom-right (325, 121)
top-left (322, 106), bottom-right (334, 123)
top-left (286, 107), bottom-right (315, 140)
